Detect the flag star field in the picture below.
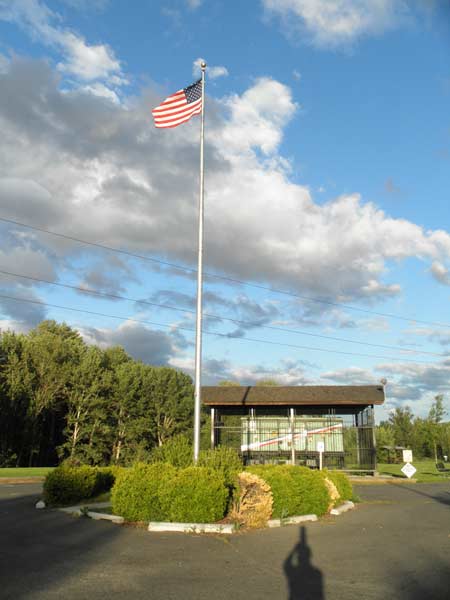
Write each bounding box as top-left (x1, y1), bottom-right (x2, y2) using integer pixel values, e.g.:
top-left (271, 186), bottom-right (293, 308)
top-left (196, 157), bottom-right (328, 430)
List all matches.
top-left (0, 0), bottom-right (449, 421)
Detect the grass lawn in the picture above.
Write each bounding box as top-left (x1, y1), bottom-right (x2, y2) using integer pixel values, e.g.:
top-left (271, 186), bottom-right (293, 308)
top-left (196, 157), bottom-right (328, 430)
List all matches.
top-left (0, 467), bottom-right (55, 478)
top-left (378, 460), bottom-right (450, 483)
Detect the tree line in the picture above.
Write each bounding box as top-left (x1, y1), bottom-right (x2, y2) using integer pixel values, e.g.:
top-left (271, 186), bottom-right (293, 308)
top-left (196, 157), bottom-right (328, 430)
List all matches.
top-left (376, 396), bottom-right (449, 461)
top-left (0, 321), bottom-right (194, 467)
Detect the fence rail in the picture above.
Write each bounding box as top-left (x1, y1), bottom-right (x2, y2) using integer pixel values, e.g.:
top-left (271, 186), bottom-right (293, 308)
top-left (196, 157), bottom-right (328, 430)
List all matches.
top-left (215, 417), bottom-right (376, 471)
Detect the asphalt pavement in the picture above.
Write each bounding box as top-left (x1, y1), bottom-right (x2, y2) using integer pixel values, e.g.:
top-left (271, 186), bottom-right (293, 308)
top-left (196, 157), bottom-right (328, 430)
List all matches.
top-left (0, 481), bottom-right (449, 600)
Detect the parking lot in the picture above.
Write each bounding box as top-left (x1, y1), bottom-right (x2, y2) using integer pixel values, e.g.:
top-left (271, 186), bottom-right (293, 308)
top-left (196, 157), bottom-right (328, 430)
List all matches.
top-left (1, 481), bottom-right (449, 600)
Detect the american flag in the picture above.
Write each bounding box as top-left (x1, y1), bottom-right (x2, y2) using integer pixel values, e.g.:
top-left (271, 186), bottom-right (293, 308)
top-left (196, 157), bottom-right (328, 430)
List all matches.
top-left (152, 79), bottom-right (203, 128)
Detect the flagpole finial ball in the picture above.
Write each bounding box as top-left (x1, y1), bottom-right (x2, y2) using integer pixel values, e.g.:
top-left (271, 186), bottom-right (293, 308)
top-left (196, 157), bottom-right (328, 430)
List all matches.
top-left (201, 61), bottom-right (207, 70)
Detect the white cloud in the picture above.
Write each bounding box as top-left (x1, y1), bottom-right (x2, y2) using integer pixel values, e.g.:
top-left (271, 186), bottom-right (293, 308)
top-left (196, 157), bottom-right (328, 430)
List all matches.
top-left (262, 0), bottom-right (411, 48)
top-left (220, 77), bottom-right (298, 156)
top-left (57, 32), bottom-right (121, 81)
top-left (0, 57), bottom-right (450, 309)
top-left (80, 83), bottom-right (120, 104)
top-left (320, 361), bottom-right (450, 419)
top-left (193, 57), bottom-right (229, 80)
top-left (186, 0), bottom-right (203, 10)
top-left (81, 321), bottom-right (178, 365)
top-left (430, 261), bottom-right (450, 285)
top-left (406, 327), bottom-right (450, 346)
top-left (0, 0), bottom-right (123, 83)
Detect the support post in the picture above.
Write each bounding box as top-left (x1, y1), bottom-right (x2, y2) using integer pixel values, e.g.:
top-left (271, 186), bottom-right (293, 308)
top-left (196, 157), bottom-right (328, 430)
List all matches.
top-left (193, 62), bottom-right (206, 464)
top-left (290, 407), bottom-right (296, 465)
top-left (210, 408), bottom-right (215, 450)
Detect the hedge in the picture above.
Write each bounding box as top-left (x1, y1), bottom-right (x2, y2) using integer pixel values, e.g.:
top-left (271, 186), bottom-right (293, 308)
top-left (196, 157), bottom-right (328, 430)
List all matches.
top-left (111, 463), bottom-right (229, 523)
top-left (150, 437), bottom-right (243, 488)
top-left (149, 434), bottom-right (193, 468)
top-left (159, 466), bottom-right (229, 523)
top-left (197, 447), bottom-right (242, 490)
top-left (247, 465), bottom-right (330, 518)
top-left (43, 465), bottom-right (117, 506)
top-left (111, 462), bottom-right (177, 522)
top-left (323, 470), bottom-right (353, 502)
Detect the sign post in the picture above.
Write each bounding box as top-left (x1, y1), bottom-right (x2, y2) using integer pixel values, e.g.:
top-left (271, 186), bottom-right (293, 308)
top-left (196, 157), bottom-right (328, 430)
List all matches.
top-left (317, 441), bottom-right (325, 470)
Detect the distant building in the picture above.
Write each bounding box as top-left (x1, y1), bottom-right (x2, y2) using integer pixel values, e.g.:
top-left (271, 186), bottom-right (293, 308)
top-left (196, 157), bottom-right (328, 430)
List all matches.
top-left (202, 385), bottom-right (385, 473)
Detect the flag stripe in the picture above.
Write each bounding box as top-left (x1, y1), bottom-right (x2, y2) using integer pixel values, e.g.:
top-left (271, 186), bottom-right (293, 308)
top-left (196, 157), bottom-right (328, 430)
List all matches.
top-left (153, 98), bottom-right (201, 120)
top-left (152, 97), bottom-right (187, 113)
top-left (153, 99), bottom-right (199, 117)
top-left (154, 106), bottom-right (202, 128)
top-left (152, 79), bottom-right (202, 129)
top-left (153, 104), bottom-right (201, 126)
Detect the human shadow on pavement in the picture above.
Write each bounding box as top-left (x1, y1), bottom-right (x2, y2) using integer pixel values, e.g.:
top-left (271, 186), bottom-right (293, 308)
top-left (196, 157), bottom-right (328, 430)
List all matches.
top-left (284, 526), bottom-right (324, 600)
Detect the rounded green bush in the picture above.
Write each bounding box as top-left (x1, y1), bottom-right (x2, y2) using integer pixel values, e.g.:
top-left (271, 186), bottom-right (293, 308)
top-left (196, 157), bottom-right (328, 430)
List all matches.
top-left (94, 466), bottom-right (119, 496)
top-left (43, 465), bottom-right (98, 506)
top-left (247, 465), bottom-right (329, 518)
top-left (197, 447), bottom-right (242, 489)
top-left (149, 434), bottom-right (193, 468)
top-left (323, 470), bottom-right (353, 502)
top-left (111, 462), bottom-right (176, 522)
top-left (159, 466), bottom-right (228, 523)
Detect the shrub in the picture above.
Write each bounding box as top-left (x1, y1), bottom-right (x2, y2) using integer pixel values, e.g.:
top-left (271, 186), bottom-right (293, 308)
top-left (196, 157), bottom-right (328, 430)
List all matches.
top-left (323, 470), bottom-right (353, 502)
top-left (94, 466), bottom-right (119, 496)
top-left (197, 447), bottom-right (242, 489)
top-left (149, 434), bottom-right (193, 468)
top-left (43, 465), bottom-right (118, 506)
top-left (247, 465), bottom-right (329, 518)
top-left (159, 466), bottom-right (228, 523)
top-left (111, 462), bottom-right (176, 522)
top-left (43, 466), bottom-right (98, 506)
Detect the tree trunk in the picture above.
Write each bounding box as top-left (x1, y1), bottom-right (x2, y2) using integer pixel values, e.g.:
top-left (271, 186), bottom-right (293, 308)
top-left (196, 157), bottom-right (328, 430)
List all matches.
top-left (89, 419), bottom-right (98, 448)
top-left (115, 438), bottom-right (122, 462)
top-left (70, 407), bottom-right (82, 458)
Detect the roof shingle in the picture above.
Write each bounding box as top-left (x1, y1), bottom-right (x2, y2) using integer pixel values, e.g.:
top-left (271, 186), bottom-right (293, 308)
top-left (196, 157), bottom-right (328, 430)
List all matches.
top-left (201, 385), bottom-right (384, 406)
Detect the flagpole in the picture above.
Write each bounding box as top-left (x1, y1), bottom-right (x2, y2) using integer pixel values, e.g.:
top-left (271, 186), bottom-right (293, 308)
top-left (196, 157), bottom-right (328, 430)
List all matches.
top-left (193, 61), bottom-right (206, 463)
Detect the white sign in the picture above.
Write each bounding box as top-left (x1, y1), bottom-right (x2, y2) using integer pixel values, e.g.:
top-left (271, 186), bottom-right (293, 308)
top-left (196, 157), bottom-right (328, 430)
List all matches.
top-left (401, 462), bottom-right (417, 479)
top-left (403, 449), bottom-right (413, 463)
top-left (317, 441), bottom-right (325, 453)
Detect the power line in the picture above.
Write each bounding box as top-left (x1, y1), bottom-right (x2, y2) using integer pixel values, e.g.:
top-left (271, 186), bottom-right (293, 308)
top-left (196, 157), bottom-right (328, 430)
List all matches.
top-left (1, 215), bottom-right (448, 329)
top-left (0, 268), bottom-right (444, 358)
top-left (0, 292), bottom-right (439, 365)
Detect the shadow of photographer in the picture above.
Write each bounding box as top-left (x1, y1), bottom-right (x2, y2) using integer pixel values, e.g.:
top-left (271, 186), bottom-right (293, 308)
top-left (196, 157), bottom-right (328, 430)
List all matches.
top-left (284, 526), bottom-right (324, 600)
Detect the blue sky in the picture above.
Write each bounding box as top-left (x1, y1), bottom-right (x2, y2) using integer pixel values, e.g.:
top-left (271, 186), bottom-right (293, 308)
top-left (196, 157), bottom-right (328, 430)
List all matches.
top-left (0, 0), bottom-right (449, 420)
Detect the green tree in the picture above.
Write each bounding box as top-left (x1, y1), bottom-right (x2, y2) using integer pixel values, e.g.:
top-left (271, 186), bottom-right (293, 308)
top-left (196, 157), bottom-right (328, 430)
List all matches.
top-left (143, 366), bottom-right (194, 447)
top-left (59, 346), bottom-right (114, 464)
top-left (427, 395), bottom-right (447, 461)
top-left (19, 322), bottom-right (84, 465)
top-left (388, 406), bottom-right (414, 448)
top-left (255, 379), bottom-right (280, 386)
top-left (110, 361), bottom-right (147, 463)
top-left (375, 424), bottom-right (395, 462)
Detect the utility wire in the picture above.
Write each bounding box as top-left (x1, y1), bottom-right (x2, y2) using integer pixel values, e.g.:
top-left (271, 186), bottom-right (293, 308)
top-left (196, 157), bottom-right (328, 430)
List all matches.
top-left (0, 292), bottom-right (439, 365)
top-left (1, 215), bottom-right (448, 329)
top-left (0, 268), bottom-right (443, 358)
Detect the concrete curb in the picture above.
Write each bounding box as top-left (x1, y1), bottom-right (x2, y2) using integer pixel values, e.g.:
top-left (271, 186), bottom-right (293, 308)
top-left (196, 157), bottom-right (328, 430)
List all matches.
top-left (148, 521), bottom-right (234, 534)
top-left (0, 477), bottom-right (45, 485)
top-left (268, 514), bottom-right (318, 528)
top-left (56, 500), bottom-right (111, 513)
top-left (57, 501), bottom-right (120, 520)
top-left (349, 476), bottom-right (417, 484)
top-left (58, 507), bottom-right (123, 524)
top-left (86, 511), bottom-right (124, 524)
top-left (330, 500), bottom-right (355, 515)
